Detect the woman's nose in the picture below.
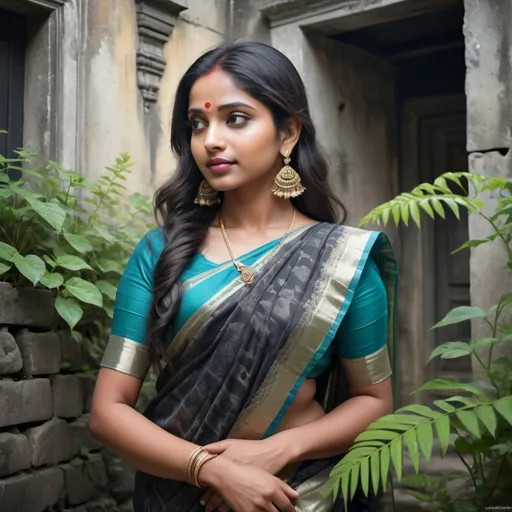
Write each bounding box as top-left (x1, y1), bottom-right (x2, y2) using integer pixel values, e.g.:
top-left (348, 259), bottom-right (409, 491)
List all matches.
top-left (204, 124), bottom-right (226, 152)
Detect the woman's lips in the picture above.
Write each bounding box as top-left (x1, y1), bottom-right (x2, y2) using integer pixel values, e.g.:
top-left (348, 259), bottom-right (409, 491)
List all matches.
top-left (206, 160), bottom-right (236, 173)
top-left (209, 163), bottom-right (234, 173)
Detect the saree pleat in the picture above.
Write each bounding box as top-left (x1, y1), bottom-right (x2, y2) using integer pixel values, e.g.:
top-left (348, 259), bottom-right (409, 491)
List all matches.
top-left (133, 223), bottom-right (397, 512)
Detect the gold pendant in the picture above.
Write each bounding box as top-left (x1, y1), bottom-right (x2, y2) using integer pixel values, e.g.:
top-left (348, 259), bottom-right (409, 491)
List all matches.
top-left (239, 266), bottom-right (255, 286)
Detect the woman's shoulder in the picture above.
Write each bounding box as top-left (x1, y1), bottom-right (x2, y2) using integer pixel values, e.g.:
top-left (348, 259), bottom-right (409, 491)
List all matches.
top-left (132, 226), bottom-right (165, 263)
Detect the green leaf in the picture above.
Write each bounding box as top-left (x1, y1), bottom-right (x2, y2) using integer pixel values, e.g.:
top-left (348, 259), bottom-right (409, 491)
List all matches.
top-left (427, 341), bottom-right (472, 362)
top-left (418, 199), bottom-right (435, 219)
top-left (431, 199), bottom-right (446, 219)
top-left (0, 262), bottom-right (11, 275)
top-left (360, 455), bottom-right (369, 497)
top-left (400, 203), bottom-right (410, 226)
top-left (434, 415), bottom-right (451, 456)
top-left (444, 198), bottom-right (460, 219)
top-left (452, 239), bottom-right (488, 254)
top-left (40, 272), bottom-right (64, 289)
top-left (433, 306), bottom-right (487, 328)
top-left (390, 436), bottom-right (403, 481)
top-left (380, 444), bottom-right (390, 491)
top-left (433, 400), bottom-right (456, 413)
top-left (470, 337), bottom-right (501, 351)
top-left (410, 202), bottom-right (421, 227)
top-left (416, 422), bottom-right (434, 462)
top-left (13, 254), bottom-right (46, 286)
top-left (357, 429), bottom-right (400, 442)
top-left (404, 429), bottom-right (420, 473)
top-left (475, 405), bottom-right (497, 437)
top-left (341, 471), bottom-right (349, 510)
top-left (43, 255), bottom-right (57, 268)
top-left (398, 404), bottom-right (442, 419)
top-left (415, 379), bottom-right (484, 399)
top-left (63, 232), bottom-right (93, 253)
top-left (456, 410), bottom-right (480, 438)
top-left (0, 241), bottom-right (18, 261)
top-left (103, 303), bottom-right (114, 319)
top-left (95, 258), bottom-right (124, 274)
top-left (392, 204), bottom-right (401, 226)
top-left (350, 466), bottom-right (359, 500)
top-left (370, 452), bottom-right (380, 496)
top-left (95, 280), bottom-right (117, 301)
top-left (493, 396), bottom-right (512, 425)
top-left (64, 277), bottom-right (103, 307)
top-left (55, 296), bottom-right (83, 330)
top-left (93, 224), bottom-right (116, 243)
top-left (55, 254), bottom-right (93, 271)
top-left (26, 197), bottom-right (66, 232)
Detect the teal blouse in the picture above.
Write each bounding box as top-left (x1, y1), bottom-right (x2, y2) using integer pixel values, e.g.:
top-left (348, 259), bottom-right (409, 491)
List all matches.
top-left (112, 227), bottom-right (388, 379)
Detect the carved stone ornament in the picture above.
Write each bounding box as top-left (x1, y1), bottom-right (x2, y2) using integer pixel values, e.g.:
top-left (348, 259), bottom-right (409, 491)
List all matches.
top-left (135, 0), bottom-right (187, 110)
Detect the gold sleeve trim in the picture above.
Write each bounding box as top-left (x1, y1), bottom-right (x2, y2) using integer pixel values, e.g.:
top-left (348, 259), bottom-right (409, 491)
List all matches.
top-left (340, 344), bottom-right (392, 388)
top-left (100, 335), bottom-right (150, 380)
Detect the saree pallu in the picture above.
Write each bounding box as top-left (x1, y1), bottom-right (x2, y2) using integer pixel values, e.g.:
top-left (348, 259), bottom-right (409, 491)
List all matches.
top-left (132, 223), bottom-right (398, 512)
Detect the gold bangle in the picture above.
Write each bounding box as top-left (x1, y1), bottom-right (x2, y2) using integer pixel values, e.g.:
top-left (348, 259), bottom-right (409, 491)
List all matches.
top-left (193, 452), bottom-right (217, 488)
top-left (185, 447), bottom-right (203, 485)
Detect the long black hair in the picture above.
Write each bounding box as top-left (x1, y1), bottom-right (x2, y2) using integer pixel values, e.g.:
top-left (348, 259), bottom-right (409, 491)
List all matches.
top-left (147, 41), bottom-right (346, 364)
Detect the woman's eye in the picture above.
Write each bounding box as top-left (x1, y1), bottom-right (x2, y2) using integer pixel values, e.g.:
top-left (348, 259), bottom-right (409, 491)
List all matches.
top-left (227, 114), bottom-right (248, 125)
top-left (190, 119), bottom-right (206, 130)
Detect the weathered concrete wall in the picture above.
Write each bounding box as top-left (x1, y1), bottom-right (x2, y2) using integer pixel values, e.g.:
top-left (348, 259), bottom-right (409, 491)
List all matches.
top-left (463, 0), bottom-right (512, 345)
top-left (154, 0), bottom-right (229, 185)
top-left (23, 0), bottom-right (231, 193)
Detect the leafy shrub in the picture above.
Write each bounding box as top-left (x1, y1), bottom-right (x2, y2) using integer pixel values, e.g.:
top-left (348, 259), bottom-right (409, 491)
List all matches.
top-left (330, 172), bottom-right (512, 511)
top-left (0, 147), bottom-right (154, 358)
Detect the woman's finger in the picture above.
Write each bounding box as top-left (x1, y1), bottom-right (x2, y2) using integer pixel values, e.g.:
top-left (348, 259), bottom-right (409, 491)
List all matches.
top-left (204, 491), bottom-right (226, 512)
top-left (271, 490), bottom-right (295, 512)
top-left (277, 479), bottom-right (300, 500)
top-left (203, 440), bottom-right (230, 454)
top-left (200, 488), bottom-right (214, 506)
top-left (218, 503), bottom-right (231, 512)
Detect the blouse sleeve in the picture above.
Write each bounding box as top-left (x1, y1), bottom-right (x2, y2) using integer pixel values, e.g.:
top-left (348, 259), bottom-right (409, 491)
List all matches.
top-left (335, 257), bottom-right (392, 388)
top-left (100, 228), bottom-right (163, 379)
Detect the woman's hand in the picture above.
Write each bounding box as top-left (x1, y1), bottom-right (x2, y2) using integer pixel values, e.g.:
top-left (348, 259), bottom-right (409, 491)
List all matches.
top-left (202, 437), bottom-right (291, 475)
top-left (198, 456), bottom-right (299, 512)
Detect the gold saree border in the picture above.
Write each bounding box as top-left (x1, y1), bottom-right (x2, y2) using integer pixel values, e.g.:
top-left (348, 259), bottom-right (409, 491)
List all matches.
top-left (340, 345), bottom-right (392, 388)
top-left (166, 224), bottom-right (314, 359)
top-left (230, 227), bottom-right (376, 438)
top-left (292, 466), bottom-right (333, 512)
top-left (100, 335), bottom-right (151, 379)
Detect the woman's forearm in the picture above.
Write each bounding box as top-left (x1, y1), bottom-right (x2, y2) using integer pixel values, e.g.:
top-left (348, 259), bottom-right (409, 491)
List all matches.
top-left (90, 402), bottom-right (200, 481)
top-left (274, 395), bottom-right (392, 463)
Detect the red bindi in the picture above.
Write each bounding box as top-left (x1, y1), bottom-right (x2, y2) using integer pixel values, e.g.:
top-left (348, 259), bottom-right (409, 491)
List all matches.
top-left (205, 102), bottom-right (212, 110)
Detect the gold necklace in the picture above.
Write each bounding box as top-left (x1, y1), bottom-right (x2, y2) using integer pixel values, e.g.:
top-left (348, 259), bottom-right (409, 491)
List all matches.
top-left (219, 208), bottom-right (297, 287)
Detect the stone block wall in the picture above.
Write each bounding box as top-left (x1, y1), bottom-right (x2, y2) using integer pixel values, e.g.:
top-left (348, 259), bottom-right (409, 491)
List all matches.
top-left (0, 283), bottom-right (134, 512)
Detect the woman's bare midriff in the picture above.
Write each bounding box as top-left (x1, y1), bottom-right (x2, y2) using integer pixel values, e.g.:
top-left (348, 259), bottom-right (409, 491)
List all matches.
top-left (237, 379), bottom-right (326, 438)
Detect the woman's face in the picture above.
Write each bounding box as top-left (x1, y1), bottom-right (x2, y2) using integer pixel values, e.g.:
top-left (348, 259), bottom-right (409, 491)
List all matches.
top-left (188, 70), bottom-right (286, 192)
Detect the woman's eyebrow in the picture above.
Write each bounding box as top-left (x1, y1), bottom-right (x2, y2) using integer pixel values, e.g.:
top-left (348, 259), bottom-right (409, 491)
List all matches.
top-left (188, 102), bottom-right (256, 115)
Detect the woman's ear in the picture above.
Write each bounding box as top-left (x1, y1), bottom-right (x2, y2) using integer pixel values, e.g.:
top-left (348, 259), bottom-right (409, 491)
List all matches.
top-left (280, 116), bottom-right (302, 152)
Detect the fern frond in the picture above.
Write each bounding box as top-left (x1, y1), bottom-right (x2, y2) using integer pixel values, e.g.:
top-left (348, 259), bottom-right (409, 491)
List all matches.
top-left (358, 172), bottom-right (488, 228)
top-left (329, 395), bottom-right (512, 505)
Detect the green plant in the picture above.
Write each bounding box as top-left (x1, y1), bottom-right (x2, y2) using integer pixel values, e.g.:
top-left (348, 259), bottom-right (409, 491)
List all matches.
top-left (0, 147), bottom-right (154, 350)
top-left (330, 172), bottom-right (512, 511)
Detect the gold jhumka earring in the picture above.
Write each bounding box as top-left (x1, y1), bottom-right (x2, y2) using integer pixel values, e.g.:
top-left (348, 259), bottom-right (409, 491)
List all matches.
top-left (271, 149), bottom-right (306, 199)
top-left (194, 180), bottom-right (220, 206)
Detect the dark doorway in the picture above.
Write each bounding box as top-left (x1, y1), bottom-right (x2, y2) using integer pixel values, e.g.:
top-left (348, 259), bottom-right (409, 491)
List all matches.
top-left (332, 0), bottom-right (470, 402)
top-left (0, 8), bottom-right (26, 161)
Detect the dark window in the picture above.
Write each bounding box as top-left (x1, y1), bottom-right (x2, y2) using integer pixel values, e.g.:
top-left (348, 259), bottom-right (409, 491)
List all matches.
top-left (0, 8), bottom-right (26, 162)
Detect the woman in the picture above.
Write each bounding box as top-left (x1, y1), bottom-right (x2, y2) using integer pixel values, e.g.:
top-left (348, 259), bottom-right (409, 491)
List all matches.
top-left (90, 41), bottom-right (397, 512)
